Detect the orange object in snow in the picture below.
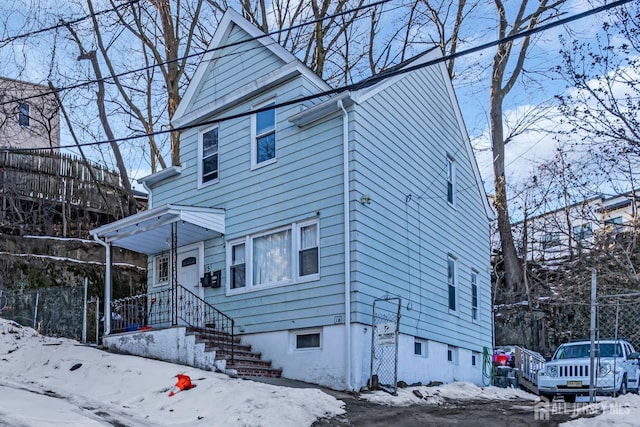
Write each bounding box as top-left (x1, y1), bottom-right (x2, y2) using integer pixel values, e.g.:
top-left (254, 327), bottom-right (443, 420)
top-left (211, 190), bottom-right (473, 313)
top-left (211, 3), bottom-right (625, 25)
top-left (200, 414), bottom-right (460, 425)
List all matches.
top-left (169, 374), bottom-right (193, 396)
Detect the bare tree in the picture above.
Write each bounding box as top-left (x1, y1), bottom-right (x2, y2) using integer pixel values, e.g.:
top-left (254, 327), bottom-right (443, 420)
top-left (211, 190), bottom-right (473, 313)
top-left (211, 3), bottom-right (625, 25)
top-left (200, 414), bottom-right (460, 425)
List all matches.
top-left (489, 0), bottom-right (566, 295)
top-left (64, 21), bottom-right (136, 215)
top-left (556, 3), bottom-right (640, 181)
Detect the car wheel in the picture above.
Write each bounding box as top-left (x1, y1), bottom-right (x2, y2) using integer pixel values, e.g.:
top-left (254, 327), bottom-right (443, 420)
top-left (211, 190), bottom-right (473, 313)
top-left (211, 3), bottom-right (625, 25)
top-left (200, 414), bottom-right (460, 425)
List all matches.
top-left (539, 393), bottom-right (554, 402)
top-left (619, 375), bottom-right (628, 396)
top-left (563, 394), bottom-right (576, 403)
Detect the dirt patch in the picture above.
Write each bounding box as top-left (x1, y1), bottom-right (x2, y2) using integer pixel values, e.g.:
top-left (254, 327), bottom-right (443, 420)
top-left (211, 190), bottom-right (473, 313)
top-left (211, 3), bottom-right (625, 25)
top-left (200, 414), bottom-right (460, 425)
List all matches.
top-left (314, 397), bottom-right (582, 426)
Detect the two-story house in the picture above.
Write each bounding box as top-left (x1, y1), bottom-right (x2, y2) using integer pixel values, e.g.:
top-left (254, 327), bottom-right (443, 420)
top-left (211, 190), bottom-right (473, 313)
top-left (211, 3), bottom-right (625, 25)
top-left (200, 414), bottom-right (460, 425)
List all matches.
top-left (0, 77), bottom-right (60, 150)
top-left (91, 9), bottom-right (493, 391)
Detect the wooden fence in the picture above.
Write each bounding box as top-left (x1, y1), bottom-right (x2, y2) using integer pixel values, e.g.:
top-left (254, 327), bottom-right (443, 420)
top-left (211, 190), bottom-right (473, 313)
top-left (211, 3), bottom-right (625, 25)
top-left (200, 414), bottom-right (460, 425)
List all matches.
top-left (1, 150), bottom-right (131, 236)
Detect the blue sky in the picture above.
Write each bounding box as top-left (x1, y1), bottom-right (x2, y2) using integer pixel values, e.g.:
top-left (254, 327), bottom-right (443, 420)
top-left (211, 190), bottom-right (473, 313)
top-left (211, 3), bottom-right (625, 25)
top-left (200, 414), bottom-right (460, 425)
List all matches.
top-left (0, 0), bottom-right (625, 203)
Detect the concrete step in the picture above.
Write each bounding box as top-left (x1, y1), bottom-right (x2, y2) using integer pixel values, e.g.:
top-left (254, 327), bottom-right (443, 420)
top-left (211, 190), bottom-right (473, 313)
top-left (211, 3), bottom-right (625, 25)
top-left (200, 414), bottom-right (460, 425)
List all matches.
top-left (190, 329), bottom-right (282, 378)
top-left (229, 365), bottom-right (283, 378)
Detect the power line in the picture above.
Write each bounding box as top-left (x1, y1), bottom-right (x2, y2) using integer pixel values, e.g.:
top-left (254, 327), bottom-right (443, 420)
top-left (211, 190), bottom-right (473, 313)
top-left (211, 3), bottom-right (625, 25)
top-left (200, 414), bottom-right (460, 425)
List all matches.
top-left (4, 0), bottom-right (634, 152)
top-left (0, 0), bottom-right (141, 46)
top-left (0, 0), bottom-right (395, 107)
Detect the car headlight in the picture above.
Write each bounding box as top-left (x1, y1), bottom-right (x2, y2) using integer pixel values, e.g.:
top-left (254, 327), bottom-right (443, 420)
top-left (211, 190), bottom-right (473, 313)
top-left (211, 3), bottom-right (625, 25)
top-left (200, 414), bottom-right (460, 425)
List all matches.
top-left (598, 363), bottom-right (611, 376)
top-left (546, 365), bottom-right (558, 377)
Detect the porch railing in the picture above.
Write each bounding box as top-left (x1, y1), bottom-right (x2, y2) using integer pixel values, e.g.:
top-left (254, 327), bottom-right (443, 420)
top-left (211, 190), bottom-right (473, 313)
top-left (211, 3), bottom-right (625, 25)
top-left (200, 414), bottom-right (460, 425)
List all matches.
top-left (514, 345), bottom-right (545, 394)
top-left (110, 285), bottom-right (235, 363)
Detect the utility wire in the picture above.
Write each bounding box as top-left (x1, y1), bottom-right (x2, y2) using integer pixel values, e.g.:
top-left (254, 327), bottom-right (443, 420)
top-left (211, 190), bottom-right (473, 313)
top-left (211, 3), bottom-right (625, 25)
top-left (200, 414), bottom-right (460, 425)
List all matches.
top-left (0, 0), bottom-right (141, 46)
top-left (3, 0), bottom-right (634, 152)
top-left (0, 0), bottom-right (395, 107)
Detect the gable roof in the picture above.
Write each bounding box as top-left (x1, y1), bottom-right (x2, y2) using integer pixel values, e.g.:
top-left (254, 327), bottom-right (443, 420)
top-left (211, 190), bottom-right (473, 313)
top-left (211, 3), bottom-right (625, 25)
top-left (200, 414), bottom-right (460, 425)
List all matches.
top-left (172, 8), bottom-right (330, 128)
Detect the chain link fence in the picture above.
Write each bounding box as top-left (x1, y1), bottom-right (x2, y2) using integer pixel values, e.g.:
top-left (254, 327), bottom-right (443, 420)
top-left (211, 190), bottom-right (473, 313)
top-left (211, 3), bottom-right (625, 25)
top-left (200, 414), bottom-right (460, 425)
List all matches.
top-left (369, 297), bottom-right (401, 395)
top-left (0, 284), bottom-right (95, 341)
top-left (596, 294), bottom-right (640, 351)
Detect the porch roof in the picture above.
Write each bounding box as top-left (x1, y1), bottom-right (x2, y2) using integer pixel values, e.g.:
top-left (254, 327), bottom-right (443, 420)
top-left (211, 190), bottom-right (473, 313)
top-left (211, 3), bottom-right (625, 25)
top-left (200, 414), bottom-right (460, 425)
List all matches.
top-left (90, 204), bottom-right (224, 254)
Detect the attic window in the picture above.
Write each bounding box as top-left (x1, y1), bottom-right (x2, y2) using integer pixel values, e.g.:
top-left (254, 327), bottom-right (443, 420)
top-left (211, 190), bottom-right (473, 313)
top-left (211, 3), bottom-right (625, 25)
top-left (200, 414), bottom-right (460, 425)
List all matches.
top-left (252, 99), bottom-right (276, 168)
top-left (199, 125), bottom-right (219, 186)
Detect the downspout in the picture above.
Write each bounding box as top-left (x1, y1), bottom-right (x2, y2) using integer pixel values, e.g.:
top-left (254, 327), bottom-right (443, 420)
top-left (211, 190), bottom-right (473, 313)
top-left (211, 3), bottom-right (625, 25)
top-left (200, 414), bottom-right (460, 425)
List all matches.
top-left (141, 180), bottom-right (152, 209)
top-left (92, 233), bottom-right (111, 335)
top-left (338, 99), bottom-right (352, 391)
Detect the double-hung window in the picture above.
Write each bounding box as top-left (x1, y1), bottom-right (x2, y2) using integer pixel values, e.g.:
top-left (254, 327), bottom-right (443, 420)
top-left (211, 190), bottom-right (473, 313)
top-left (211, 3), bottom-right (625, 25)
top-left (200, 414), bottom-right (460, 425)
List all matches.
top-left (448, 256), bottom-right (457, 311)
top-left (471, 270), bottom-right (479, 321)
top-left (227, 219), bottom-right (319, 292)
top-left (298, 222), bottom-right (319, 277)
top-left (199, 125), bottom-right (219, 185)
top-left (446, 156), bottom-right (455, 205)
top-left (230, 243), bottom-right (246, 289)
top-left (18, 102), bottom-right (30, 127)
top-left (252, 99), bottom-right (276, 167)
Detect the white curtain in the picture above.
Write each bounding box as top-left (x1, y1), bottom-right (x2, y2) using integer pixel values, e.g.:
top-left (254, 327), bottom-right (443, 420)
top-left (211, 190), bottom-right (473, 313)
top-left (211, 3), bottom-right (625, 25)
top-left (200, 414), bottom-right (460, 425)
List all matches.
top-left (300, 224), bottom-right (317, 249)
top-left (253, 229), bottom-right (291, 285)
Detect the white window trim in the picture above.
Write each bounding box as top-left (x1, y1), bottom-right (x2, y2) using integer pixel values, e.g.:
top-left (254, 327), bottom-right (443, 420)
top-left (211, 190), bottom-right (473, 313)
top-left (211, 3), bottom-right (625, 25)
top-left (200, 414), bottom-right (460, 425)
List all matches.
top-left (251, 97), bottom-right (277, 170)
top-left (291, 328), bottom-right (322, 352)
top-left (198, 123), bottom-right (219, 188)
top-left (446, 155), bottom-right (456, 207)
top-left (447, 345), bottom-right (458, 365)
top-left (152, 242), bottom-right (204, 288)
top-left (226, 219), bottom-right (319, 295)
top-left (471, 269), bottom-right (479, 323)
top-left (447, 255), bottom-right (458, 314)
top-left (153, 253), bottom-right (170, 287)
top-left (294, 218), bottom-right (320, 282)
top-left (414, 338), bottom-right (428, 358)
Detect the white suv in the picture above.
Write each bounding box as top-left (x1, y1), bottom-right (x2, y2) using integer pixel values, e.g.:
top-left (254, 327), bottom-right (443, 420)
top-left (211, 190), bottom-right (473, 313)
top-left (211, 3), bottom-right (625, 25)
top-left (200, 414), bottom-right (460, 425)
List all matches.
top-left (537, 339), bottom-right (640, 402)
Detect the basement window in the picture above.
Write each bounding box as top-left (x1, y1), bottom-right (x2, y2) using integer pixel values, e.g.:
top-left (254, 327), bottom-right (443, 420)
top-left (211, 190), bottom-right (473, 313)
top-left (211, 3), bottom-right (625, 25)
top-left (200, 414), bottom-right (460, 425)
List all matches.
top-left (295, 332), bottom-right (321, 350)
top-left (414, 338), bottom-right (428, 358)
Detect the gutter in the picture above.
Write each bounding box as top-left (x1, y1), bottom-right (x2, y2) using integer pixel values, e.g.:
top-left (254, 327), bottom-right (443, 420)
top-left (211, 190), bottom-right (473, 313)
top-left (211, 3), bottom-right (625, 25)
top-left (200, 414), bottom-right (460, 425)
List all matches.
top-left (91, 232), bottom-right (111, 335)
top-left (338, 99), bottom-right (353, 391)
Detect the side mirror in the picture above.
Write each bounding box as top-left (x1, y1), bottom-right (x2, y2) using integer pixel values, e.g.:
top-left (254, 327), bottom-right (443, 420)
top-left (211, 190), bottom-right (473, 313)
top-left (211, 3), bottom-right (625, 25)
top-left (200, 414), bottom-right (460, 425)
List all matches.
top-left (628, 352), bottom-right (640, 360)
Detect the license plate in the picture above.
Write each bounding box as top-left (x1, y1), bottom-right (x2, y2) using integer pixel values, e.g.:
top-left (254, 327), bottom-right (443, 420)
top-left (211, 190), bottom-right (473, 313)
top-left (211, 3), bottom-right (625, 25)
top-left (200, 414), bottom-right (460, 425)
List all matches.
top-left (567, 381), bottom-right (582, 387)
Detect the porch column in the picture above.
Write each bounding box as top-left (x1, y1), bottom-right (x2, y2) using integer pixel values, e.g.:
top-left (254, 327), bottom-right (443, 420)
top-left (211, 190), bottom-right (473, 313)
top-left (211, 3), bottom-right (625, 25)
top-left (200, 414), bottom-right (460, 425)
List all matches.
top-left (92, 233), bottom-right (111, 335)
top-left (171, 221), bottom-right (178, 326)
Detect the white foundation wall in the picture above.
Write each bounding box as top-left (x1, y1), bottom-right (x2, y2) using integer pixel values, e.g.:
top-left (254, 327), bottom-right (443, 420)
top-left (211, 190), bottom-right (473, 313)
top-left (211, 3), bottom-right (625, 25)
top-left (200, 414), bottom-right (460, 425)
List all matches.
top-left (242, 324), bottom-right (349, 390)
top-left (102, 327), bottom-right (216, 370)
top-left (242, 323), bottom-right (485, 391)
top-left (395, 334), bottom-right (484, 386)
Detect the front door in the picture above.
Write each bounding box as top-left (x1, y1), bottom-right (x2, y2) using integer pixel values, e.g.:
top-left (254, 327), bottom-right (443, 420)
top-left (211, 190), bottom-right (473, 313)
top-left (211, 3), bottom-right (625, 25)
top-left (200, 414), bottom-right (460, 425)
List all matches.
top-left (177, 247), bottom-right (203, 327)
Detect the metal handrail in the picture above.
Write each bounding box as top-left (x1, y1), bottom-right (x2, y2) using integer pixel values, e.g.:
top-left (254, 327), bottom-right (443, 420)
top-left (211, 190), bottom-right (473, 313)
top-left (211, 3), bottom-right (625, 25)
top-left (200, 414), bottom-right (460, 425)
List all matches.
top-left (110, 285), bottom-right (235, 364)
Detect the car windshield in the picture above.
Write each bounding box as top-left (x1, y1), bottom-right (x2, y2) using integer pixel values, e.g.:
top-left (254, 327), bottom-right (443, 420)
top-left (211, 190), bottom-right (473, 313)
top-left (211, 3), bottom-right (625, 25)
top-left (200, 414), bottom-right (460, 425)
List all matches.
top-left (554, 343), bottom-right (623, 359)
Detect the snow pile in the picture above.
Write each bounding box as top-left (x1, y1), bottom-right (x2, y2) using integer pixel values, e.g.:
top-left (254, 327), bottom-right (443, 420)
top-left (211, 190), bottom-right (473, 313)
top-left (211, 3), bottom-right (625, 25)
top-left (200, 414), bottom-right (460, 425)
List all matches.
top-left (5, 316), bottom-right (640, 426)
top-left (0, 318), bottom-right (344, 426)
top-left (362, 381), bottom-right (539, 406)
top-left (561, 394), bottom-right (640, 426)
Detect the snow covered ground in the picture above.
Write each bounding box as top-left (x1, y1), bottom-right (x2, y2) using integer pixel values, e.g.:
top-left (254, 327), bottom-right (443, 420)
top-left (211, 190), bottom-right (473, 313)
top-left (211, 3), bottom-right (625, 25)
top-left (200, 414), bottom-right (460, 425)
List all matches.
top-left (2, 317), bottom-right (640, 426)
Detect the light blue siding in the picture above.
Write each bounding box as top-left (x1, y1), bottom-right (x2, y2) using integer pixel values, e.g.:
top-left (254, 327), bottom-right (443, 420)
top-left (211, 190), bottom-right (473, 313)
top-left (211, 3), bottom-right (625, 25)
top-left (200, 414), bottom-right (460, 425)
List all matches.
top-left (150, 19), bottom-right (490, 351)
top-left (349, 65), bottom-right (492, 352)
top-left (151, 22), bottom-right (348, 333)
top-left (188, 24), bottom-right (286, 114)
